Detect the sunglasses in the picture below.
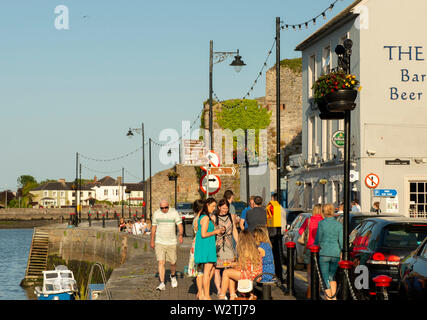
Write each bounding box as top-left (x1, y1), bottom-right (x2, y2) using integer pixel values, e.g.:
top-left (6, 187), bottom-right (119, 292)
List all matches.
top-left (160, 206), bottom-right (169, 210)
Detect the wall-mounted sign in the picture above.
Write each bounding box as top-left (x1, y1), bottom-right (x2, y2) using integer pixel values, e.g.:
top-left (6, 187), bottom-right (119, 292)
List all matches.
top-left (373, 189), bottom-right (397, 197)
top-left (332, 130), bottom-right (345, 148)
top-left (385, 159), bottom-right (410, 165)
top-left (350, 170), bottom-right (359, 183)
top-left (365, 173), bottom-right (380, 189)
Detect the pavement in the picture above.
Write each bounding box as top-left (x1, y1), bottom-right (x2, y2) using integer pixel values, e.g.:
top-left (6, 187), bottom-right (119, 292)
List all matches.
top-left (77, 220), bottom-right (308, 300)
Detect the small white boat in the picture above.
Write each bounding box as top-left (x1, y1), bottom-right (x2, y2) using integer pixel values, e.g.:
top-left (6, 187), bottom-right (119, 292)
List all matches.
top-left (34, 265), bottom-right (79, 300)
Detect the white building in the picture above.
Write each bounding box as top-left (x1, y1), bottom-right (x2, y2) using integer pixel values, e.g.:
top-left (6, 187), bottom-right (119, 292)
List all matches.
top-left (287, 0), bottom-right (427, 218)
top-left (91, 176), bottom-right (144, 205)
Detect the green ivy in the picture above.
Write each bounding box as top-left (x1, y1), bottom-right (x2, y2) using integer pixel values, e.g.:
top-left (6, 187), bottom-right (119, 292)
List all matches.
top-left (216, 99), bottom-right (271, 131)
top-left (278, 57), bottom-right (302, 74)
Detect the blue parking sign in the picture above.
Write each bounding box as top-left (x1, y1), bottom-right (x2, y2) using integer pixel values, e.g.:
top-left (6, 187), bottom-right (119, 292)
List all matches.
top-left (373, 189), bottom-right (397, 197)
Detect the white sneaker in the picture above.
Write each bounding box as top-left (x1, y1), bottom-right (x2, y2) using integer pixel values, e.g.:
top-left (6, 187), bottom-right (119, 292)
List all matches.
top-left (170, 275), bottom-right (178, 288)
top-left (156, 282), bottom-right (166, 291)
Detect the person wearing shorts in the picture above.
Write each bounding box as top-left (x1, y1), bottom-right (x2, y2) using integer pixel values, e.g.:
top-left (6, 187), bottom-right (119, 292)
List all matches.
top-left (150, 199), bottom-right (183, 291)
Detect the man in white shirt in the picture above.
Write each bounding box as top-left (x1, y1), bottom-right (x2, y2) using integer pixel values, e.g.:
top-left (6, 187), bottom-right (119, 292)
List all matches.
top-left (132, 219), bottom-right (142, 235)
top-left (150, 199), bottom-right (183, 291)
top-left (351, 199), bottom-right (361, 212)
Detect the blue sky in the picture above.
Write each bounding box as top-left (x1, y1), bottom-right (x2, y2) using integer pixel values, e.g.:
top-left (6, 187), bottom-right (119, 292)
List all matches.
top-left (0, 0), bottom-right (352, 189)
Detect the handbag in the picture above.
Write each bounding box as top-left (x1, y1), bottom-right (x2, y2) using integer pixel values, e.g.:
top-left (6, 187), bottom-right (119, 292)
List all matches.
top-left (237, 279), bottom-right (253, 293)
top-left (186, 240), bottom-right (198, 277)
top-left (297, 218), bottom-right (310, 245)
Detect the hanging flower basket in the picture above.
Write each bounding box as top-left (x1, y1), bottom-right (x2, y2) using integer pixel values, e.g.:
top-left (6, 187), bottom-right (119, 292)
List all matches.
top-left (313, 71), bottom-right (361, 113)
top-left (167, 171), bottom-right (178, 181)
top-left (325, 89), bottom-right (357, 112)
top-left (317, 97), bottom-right (345, 119)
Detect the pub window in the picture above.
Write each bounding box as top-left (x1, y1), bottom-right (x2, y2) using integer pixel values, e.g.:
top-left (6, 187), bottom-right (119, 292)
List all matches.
top-left (409, 181), bottom-right (427, 219)
top-left (308, 54), bottom-right (316, 98)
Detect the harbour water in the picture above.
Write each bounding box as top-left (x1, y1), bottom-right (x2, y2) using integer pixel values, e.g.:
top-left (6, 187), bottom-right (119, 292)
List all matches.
top-left (0, 229), bottom-right (33, 300)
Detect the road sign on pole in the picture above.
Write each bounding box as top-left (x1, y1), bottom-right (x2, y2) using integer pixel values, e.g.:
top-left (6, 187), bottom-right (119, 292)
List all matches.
top-left (208, 167), bottom-right (236, 176)
top-left (365, 173), bottom-right (380, 189)
top-left (200, 173), bottom-right (221, 195)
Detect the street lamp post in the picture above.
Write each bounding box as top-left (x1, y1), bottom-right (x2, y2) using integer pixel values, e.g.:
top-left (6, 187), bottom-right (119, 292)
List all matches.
top-left (121, 167), bottom-right (124, 219)
top-left (168, 149), bottom-right (178, 208)
top-left (126, 122), bottom-right (146, 218)
top-left (208, 40), bottom-right (246, 150)
top-left (335, 39), bottom-right (355, 300)
top-left (272, 16), bottom-right (284, 285)
top-left (149, 138), bottom-right (152, 220)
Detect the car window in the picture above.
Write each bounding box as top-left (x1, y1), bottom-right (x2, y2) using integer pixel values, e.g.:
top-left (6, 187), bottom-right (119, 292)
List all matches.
top-left (291, 215), bottom-right (304, 230)
top-left (420, 241), bottom-right (427, 259)
top-left (177, 203), bottom-right (192, 210)
top-left (351, 221), bottom-right (375, 250)
top-left (382, 224), bottom-right (427, 249)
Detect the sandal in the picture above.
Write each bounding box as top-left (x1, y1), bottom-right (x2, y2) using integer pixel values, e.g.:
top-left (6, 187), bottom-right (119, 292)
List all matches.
top-left (229, 293), bottom-right (237, 300)
top-left (217, 293), bottom-right (228, 300)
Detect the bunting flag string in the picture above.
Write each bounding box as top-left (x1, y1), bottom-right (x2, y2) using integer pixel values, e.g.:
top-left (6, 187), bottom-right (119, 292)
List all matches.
top-left (281, 0), bottom-right (343, 31)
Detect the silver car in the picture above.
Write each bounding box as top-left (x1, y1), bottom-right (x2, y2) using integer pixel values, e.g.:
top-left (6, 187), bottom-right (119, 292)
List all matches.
top-left (176, 202), bottom-right (194, 221)
top-left (282, 212), bottom-right (312, 266)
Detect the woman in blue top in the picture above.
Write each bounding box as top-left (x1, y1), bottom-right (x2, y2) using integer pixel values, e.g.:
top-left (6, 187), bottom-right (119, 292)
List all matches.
top-left (253, 226), bottom-right (275, 282)
top-left (194, 197), bottom-right (225, 300)
top-left (314, 203), bottom-right (343, 300)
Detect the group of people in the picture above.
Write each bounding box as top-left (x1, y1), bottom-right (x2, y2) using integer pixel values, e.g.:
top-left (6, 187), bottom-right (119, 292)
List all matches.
top-left (189, 190), bottom-right (275, 300)
top-left (147, 189), bottom-right (276, 300)
top-left (119, 217), bottom-right (150, 235)
top-left (298, 203), bottom-right (343, 300)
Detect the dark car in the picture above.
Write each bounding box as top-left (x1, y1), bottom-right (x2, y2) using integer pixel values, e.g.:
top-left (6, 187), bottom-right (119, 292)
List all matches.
top-left (399, 236), bottom-right (427, 300)
top-left (282, 212), bottom-right (312, 266)
top-left (232, 201), bottom-right (247, 216)
top-left (336, 212), bottom-right (404, 233)
top-left (348, 216), bottom-right (427, 298)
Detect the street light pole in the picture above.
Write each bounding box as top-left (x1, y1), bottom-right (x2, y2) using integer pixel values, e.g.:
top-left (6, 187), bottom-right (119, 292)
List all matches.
top-left (126, 123), bottom-right (146, 217)
top-left (335, 38), bottom-right (354, 300)
top-left (149, 138), bottom-right (152, 220)
top-left (208, 40), bottom-right (246, 151)
top-left (141, 123), bottom-right (146, 218)
top-left (122, 167), bottom-right (124, 219)
top-left (273, 16), bottom-right (284, 285)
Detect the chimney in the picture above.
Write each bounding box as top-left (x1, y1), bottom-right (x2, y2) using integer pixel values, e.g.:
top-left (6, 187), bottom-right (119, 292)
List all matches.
top-left (117, 176), bottom-right (122, 185)
top-left (58, 178), bottom-right (66, 185)
top-left (94, 176), bottom-right (97, 182)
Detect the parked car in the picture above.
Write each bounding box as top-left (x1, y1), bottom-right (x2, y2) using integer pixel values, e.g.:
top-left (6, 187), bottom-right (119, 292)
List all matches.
top-left (232, 201), bottom-right (247, 216)
top-left (336, 212), bottom-right (404, 233)
top-left (284, 208), bottom-right (306, 228)
top-left (348, 216), bottom-right (427, 298)
top-left (176, 202), bottom-right (194, 222)
top-left (399, 236), bottom-right (427, 300)
top-left (282, 212), bottom-right (312, 267)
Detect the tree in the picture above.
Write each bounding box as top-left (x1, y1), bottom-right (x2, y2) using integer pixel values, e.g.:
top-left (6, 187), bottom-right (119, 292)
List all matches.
top-left (17, 175), bottom-right (37, 188)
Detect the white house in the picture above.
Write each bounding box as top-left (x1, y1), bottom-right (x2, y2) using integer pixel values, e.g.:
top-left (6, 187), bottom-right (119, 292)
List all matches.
top-left (286, 0), bottom-right (427, 218)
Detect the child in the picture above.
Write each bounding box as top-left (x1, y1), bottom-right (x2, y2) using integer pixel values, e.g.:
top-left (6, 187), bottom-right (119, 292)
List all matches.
top-left (218, 230), bottom-right (262, 300)
top-left (253, 226), bottom-right (275, 282)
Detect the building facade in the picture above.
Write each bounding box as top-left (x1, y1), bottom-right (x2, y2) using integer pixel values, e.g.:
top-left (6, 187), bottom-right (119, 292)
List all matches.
top-left (287, 0), bottom-right (427, 218)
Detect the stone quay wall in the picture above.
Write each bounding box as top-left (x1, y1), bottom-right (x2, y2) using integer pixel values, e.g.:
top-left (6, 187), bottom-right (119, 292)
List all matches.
top-left (39, 224), bottom-right (152, 270)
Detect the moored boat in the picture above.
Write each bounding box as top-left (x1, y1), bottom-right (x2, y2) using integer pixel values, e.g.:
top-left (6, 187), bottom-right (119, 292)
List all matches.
top-left (34, 265), bottom-right (78, 300)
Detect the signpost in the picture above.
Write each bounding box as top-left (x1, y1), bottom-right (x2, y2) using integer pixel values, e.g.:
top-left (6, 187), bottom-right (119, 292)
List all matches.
top-left (365, 173), bottom-right (380, 189)
top-left (200, 173), bottom-right (221, 195)
top-left (182, 139), bottom-right (209, 166)
top-left (208, 167), bottom-right (236, 176)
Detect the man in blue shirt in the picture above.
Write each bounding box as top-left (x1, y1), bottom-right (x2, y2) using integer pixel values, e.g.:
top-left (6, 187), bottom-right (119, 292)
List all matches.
top-left (239, 196), bottom-right (255, 230)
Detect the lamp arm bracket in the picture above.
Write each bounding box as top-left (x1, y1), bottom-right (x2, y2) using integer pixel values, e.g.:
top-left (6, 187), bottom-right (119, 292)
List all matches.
top-left (213, 51), bottom-right (238, 64)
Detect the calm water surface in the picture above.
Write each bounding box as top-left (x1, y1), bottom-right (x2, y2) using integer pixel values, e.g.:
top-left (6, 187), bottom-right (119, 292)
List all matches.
top-left (0, 229), bottom-right (33, 300)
